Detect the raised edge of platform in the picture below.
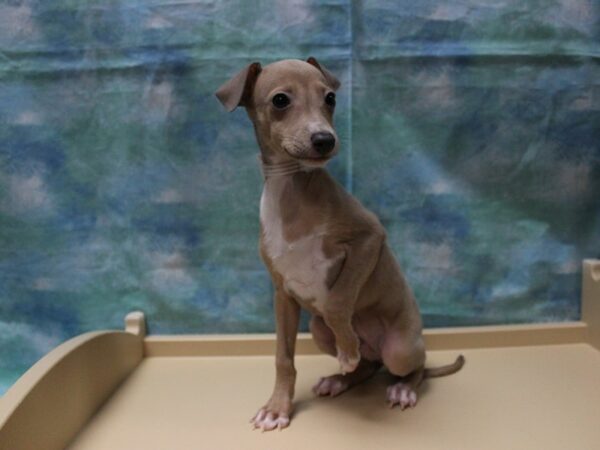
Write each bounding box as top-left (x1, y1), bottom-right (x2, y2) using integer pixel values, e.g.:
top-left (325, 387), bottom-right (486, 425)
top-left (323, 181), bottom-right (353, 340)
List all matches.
top-left (143, 321), bottom-right (589, 357)
top-left (582, 259), bottom-right (600, 350)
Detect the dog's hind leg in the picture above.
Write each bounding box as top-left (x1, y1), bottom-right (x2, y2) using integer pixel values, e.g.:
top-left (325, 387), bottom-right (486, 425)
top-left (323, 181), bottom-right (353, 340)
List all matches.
top-left (386, 366), bottom-right (425, 409)
top-left (381, 328), bottom-right (426, 409)
top-left (313, 359), bottom-right (382, 397)
top-left (382, 328), bottom-right (465, 409)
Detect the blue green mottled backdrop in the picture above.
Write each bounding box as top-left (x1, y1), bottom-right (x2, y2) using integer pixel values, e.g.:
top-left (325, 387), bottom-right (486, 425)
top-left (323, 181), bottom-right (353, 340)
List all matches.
top-left (0, 0), bottom-right (598, 393)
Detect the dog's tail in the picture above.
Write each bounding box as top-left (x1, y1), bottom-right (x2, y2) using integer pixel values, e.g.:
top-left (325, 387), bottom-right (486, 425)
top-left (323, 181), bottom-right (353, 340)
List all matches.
top-left (423, 354), bottom-right (465, 379)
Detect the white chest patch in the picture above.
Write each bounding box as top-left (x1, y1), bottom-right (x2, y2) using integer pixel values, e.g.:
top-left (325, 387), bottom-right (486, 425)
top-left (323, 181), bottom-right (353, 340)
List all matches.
top-left (260, 181), bottom-right (342, 312)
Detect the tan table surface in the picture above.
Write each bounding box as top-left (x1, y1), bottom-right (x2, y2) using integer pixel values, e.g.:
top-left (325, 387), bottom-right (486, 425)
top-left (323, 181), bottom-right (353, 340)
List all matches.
top-left (67, 343), bottom-right (600, 450)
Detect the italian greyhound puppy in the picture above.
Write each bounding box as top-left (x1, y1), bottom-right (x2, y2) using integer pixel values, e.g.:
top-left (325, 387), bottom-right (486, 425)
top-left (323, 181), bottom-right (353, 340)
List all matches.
top-left (215, 58), bottom-right (464, 432)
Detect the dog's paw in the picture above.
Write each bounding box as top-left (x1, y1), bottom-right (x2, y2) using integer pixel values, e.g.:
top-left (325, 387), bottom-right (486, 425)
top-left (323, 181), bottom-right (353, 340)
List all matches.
top-left (313, 375), bottom-right (350, 397)
top-left (251, 407), bottom-right (290, 431)
top-left (336, 347), bottom-right (360, 374)
top-left (251, 395), bottom-right (292, 432)
top-left (386, 383), bottom-right (418, 410)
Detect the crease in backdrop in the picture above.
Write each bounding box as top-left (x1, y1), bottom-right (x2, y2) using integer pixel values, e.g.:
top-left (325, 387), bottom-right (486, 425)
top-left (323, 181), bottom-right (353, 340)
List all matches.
top-left (0, 0), bottom-right (598, 393)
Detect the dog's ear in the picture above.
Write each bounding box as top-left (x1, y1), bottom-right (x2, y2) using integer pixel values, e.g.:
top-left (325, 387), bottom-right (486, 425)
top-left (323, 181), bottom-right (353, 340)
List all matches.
top-left (215, 62), bottom-right (262, 112)
top-left (306, 57), bottom-right (340, 91)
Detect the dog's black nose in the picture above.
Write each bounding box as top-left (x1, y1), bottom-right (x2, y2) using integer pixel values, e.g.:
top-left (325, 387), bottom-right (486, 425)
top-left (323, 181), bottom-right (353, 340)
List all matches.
top-left (311, 132), bottom-right (336, 155)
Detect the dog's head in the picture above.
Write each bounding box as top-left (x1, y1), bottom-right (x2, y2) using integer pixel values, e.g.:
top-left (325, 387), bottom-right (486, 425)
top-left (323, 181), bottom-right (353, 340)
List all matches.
top-left (215, 58), bottom-right (340, 167)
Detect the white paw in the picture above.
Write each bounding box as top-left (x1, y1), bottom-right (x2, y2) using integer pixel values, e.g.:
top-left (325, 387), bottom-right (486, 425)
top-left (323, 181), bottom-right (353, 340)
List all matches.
top-left (250, 408), bottom-right (290, 432)
top-left (336, 347), bottom-right (360, 374)
top-left (386, 383), bottom-right (418, 410)
top-left (313, 375), bottom-right (350, 397)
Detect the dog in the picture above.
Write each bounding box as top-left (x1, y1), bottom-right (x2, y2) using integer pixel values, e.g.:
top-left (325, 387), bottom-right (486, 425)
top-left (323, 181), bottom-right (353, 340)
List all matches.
top-left (215, 57), bottom-right (464, 431)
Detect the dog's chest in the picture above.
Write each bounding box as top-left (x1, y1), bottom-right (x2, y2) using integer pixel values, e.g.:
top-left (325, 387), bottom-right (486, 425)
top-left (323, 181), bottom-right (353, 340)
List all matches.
top-left (260, 183), bottom-right (341, 310)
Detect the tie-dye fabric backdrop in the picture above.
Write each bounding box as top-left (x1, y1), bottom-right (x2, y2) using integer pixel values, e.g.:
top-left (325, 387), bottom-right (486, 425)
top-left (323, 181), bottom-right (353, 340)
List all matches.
top-left (0, 0), bottom-right (598, 393)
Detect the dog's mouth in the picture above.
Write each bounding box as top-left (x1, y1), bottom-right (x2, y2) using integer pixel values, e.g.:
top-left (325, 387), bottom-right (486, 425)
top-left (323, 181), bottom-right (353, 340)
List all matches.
top-left (301, 155), bottom-right (331, 162)
top-left (283, 147), bottom-right (335, 166)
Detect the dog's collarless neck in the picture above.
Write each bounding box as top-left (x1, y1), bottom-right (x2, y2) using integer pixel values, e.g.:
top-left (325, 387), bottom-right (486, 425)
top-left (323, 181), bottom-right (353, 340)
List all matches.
top-left (258, 155), bottom-right (304, 180)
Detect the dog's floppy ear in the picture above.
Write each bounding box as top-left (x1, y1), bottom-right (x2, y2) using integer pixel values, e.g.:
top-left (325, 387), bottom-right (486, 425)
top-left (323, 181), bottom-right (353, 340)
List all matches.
top-left (306, 57), bottom-right (340, 91)
top-left (215, 62), bottom-right (262, 112)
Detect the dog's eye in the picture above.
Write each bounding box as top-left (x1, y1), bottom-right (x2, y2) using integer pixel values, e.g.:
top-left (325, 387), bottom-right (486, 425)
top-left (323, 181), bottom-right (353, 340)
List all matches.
top-left (272, 93), bottom-right (290, 109)
top-left (325, 92), bottom-right (336, 108)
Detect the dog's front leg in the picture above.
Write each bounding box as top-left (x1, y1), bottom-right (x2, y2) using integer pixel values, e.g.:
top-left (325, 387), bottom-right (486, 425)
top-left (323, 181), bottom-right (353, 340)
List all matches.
top-left (251, 286), bottom-right (300, 431)
top-left (325, 228), bottom-right (385, 374)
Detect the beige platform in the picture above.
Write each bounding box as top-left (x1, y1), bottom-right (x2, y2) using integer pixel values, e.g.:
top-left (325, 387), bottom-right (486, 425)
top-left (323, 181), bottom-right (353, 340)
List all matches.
top-left (1, 260), bottom-right (599, 450)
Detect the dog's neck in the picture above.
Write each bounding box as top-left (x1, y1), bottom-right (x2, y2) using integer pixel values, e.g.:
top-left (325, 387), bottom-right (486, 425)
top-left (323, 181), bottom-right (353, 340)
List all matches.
top-left (258, 154), bottom-right (307, 180)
